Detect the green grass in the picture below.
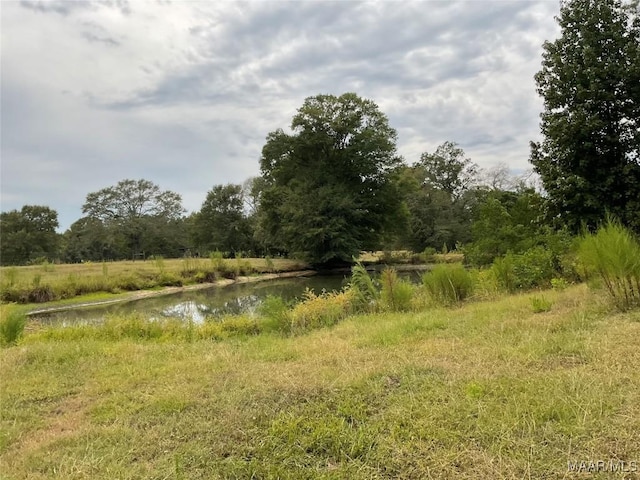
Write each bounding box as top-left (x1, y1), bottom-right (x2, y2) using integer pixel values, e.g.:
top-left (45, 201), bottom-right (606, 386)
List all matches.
top-left (1, 285), bottom-right (639, 479)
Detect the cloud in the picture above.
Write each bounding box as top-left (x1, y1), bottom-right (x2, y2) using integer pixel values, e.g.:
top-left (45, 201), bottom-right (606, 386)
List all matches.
top-left (1, 1), bottom-right (560, 230)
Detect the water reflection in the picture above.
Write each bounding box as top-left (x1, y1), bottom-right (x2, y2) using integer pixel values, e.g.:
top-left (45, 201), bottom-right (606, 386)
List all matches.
top-left (30, 270), bottom-right (425, 326)
top-left (32, 275), bottom-right (350, 325)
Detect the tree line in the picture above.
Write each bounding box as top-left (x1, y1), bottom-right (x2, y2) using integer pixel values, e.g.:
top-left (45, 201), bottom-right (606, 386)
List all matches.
top-left (2, 0), bottom-right (638, 267)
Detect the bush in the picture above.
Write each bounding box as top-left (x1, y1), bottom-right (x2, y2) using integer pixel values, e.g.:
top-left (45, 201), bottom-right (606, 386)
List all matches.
top-left (422, 264), bottom-right (474, 305)
top-left (0, 305), bottom-right (26, 346)
top-left (379, 268), bottom-right (414, 312)
top-left (490, 247), bottom-right (556, 293)
top-left (577, 220), bottom-right (640, 311)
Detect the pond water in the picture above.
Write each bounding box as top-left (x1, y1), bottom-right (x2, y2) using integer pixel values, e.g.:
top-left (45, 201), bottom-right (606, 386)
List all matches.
top-left (30, 269), bottom-right (426, 325)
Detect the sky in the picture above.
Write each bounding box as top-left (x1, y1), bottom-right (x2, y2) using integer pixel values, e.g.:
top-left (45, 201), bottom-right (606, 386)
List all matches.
top-left (1, 0), bottom-right (560, 231)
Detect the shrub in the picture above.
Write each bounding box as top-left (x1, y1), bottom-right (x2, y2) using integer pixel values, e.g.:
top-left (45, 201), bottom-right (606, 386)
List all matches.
top-left (491, 247), bottom-right (556, 293)
top-left (0, 305), bottom-right (26, 346)
top-left (577, 220), bottom-right (640, 311)
top-left (422, 264), bottom-right (474, 305)
top-left (379, 268), bottom-right (414, 312)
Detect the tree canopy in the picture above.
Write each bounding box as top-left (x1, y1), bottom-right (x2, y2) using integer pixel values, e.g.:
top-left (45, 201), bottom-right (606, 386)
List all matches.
top-left (530, 0), bottom-right (640, 232)
top-left (81, 179), bottom-right (187, 259)
top-left (258, 93), bottom-right (404, 265)
top-left (0, 205), bottom-right (59, 265)
top-left (193, 184), bottom-right (252, 255)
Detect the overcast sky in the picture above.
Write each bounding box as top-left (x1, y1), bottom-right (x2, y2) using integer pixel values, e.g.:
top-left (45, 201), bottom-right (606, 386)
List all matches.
top-left (1, 0), bottom-right (560, 231)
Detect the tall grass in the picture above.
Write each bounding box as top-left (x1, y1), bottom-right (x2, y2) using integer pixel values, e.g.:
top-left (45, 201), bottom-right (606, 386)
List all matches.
top-left (379, 268), bottom-right (414, 312)
top-left (422, 264), bottom-right (474, 305)
top-left (0, 305), bottom-right (26, 346)
top-left (349, 262), bottom-right (378, 312)
top-left (577, 220), bottom-right (640, 311)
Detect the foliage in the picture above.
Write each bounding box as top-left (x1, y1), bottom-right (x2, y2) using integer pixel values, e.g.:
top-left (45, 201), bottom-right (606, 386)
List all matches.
top-left (490, 247), bottom-right (557, 293)
top-left (0, 205), bottom-right (59, 265)
top-left (288, 288), bottom-right (354, 333)
top-left (258, 93), bottom-right (404, 265)
top-left (379, 268), bottom-right (414, 312)
top-left (348, 262), bottom-right (378, 312)
top-left (399, 149), bottom-right (480, 253)
top-left (530, 295), bottom-right (553, 313)
top-left (0, 305), bottom-right (26, 346)
top-left (81, 179), bottom-right (187, 260)
top-left (577, 220), bottom-right (640, 310)
top-left (422, 264), bottom-right (474, 305)
top-left (259, 295), bottom-right (291, 333)
top-left (465, 188), bottom-right (547, 266)
top-left (193, 184), bottom-right (253, 255)
top-left (415, 141), bottom-right (479, 198)
top-left (530, 0), bottom-right (640, 232)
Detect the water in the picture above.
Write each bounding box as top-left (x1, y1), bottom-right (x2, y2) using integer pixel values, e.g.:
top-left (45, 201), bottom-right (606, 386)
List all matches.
top-left (29, 268), bottom-right (427, 325)
top-left (30, 274), bottom-right (351, 325)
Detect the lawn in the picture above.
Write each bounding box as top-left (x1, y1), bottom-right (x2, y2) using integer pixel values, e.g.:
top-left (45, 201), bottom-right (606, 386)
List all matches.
top-left (1, 284), bottom-right (639, 479)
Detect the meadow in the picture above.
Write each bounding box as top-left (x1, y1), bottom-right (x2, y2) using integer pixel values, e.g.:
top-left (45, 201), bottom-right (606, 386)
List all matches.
top-left (1, 283), bottom-right (639, 479)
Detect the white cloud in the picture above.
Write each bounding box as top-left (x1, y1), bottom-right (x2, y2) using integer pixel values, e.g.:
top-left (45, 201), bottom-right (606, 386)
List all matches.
top-left (1, 0), bottom-right (560, 230)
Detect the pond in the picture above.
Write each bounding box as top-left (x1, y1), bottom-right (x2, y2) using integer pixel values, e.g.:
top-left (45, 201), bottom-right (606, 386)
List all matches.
top-left (30, 269), bottom-right (427, 326)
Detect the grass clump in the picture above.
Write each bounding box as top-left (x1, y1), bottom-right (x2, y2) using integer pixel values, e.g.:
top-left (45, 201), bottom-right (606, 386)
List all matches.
top-left (577, 220), bottom-right (640, 311)
top-left (0, 305), bottom-right (26, 346)
top-left (379, 268), bottom-right (414, 312)
top-left (530, 295), bottom-right (553, 313)
top-left (349, 262), bottom-right (378, 312)
top-left (259, 295), bottom-right (291, 333)
top-left (422, 263), bottom-right (474, 305)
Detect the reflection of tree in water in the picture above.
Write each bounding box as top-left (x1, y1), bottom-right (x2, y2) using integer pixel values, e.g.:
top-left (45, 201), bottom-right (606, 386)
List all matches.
top-left (161, 295), bottom-right (262, 323)
top-left (32, 275), bottom-right (351, 325)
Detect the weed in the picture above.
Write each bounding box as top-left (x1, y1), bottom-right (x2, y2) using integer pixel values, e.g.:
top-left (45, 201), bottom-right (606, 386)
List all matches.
top-left (259, 295), bottom-right (291, 333)
top-left (289, 288), bottom-right (353, 333)
top-left (380, 268), bottom-right (413, 312)
top-left (577, 220), bottom-right (640, 311)
top-left (0, 305), bottom-right (26, 346)
top-left (530, 295), bottom-right (553, 313)
top-left (349, 262), bottom-right (378, 312)
top-left (422, 264), bottom-right (474, 305)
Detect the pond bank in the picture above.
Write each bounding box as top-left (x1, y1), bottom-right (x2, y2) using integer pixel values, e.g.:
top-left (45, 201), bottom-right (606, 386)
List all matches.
top-left (26, 270), bottom-right (318, 316)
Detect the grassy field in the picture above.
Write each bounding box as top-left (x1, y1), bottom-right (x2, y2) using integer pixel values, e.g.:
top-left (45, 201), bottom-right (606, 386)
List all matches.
top-left (1, 284), bottom-right (638, 479)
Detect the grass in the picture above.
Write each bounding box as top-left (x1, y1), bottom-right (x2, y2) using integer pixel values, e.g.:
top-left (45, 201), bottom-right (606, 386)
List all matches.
top-left (0, 257), bottom-right (309, 304)
top-left (1, 284), bottom-right (639, 479)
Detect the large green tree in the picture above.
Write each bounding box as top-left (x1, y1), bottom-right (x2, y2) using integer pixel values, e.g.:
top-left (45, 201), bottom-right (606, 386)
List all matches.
top-left (82, 179), bottom-right (186, 259)
top-left (258, 93), bottom-right (403, 264)
top-left (193, 184), bottom-right (253, 255)
top-left (400, 142), bottom-right (481, 252)
top-left (0, 205), bottom-right (59, 265)
top-left (530, 0), bottom-right (640, 232)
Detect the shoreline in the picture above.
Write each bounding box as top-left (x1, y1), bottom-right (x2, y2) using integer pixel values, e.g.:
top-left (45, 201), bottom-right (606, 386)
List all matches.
top-left (26, 270), bottom-right (318, 316)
